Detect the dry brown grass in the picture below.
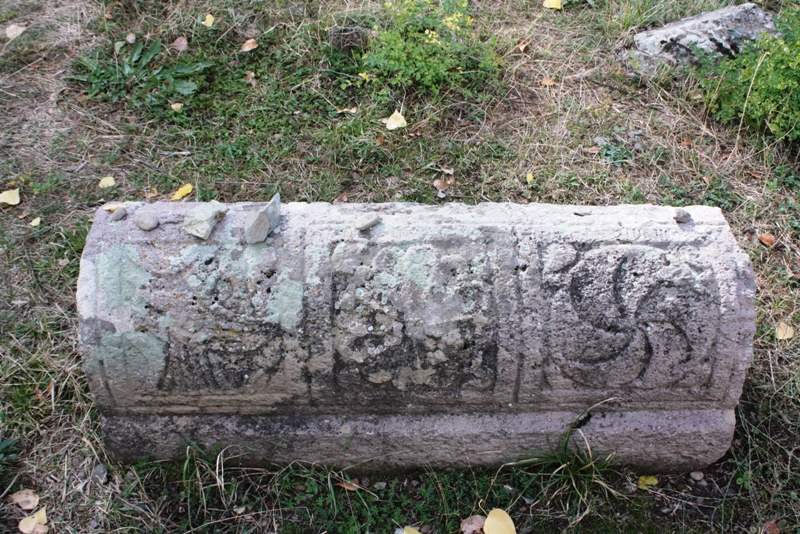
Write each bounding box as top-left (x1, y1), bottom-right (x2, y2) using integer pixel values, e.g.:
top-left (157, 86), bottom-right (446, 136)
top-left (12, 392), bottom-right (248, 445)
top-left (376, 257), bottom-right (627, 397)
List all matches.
top-left (1, 0), bottom-right (799, 531)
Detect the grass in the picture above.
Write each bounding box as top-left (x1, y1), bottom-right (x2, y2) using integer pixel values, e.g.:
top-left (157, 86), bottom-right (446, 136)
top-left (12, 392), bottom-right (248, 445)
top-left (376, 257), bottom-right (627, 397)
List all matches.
top-left (1, 0), bottom-right (800, 531)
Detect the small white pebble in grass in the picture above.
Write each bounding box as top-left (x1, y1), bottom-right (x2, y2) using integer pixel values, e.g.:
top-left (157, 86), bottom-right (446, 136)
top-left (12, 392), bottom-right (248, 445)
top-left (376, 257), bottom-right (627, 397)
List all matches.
top-left (690, 471), bottom-right (704, 481)
top-left (355, 212), bottom-right (381, 231)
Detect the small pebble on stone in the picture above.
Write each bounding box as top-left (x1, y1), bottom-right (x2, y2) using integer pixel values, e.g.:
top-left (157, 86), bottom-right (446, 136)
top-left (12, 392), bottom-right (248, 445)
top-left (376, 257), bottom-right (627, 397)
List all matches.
top-left (674, 208), bottom-right (692, 224)
top-left (110, 207), bottom-right (127, 221)
top-left (183, 200), bottom-right (229, 240)
top-left (690, 471), bottom-right (704, 481)
top-left (355, 212), bottom-right (381, 231)
top-left (244, 193), bottom-right (281, 244)
top-left (134, 211), bottom-right (159, 231)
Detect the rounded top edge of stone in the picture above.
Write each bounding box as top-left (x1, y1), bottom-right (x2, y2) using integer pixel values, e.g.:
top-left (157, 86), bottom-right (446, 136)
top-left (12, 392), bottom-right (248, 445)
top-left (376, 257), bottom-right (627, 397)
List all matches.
top-left (95, 201), bottom-right (727, 223)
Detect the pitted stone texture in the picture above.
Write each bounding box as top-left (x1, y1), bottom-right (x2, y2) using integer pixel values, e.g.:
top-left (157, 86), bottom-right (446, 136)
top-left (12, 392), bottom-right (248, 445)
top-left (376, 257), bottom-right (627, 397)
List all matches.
top-left (628, 3), bottom-right (775, 72)
top-left (77, 202), bottom-right (756, 471)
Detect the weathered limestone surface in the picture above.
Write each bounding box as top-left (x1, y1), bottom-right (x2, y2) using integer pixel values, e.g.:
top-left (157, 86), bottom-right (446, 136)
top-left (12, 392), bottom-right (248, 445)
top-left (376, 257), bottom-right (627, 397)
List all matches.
top-left (627, 3), bottom-right (775, 72)
top-left (77, 202), bottom-right (756, 472)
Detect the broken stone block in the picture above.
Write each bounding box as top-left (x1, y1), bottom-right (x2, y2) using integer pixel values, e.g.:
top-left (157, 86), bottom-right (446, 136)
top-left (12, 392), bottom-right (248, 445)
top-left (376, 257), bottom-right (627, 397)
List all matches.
top-left (183, 200), bottom-right (229, 240)
top-left (77, 202), bottom-right (755, 472)
top-left (627, 3), bottom-right (775, 73)
top-left (244, 193), bottom-right (281, 244)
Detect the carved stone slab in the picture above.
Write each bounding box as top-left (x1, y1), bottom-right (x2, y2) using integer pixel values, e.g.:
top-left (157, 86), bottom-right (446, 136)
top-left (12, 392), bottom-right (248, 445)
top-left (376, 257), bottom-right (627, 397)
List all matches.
top-left (77, 202), bottom-right (755, 471)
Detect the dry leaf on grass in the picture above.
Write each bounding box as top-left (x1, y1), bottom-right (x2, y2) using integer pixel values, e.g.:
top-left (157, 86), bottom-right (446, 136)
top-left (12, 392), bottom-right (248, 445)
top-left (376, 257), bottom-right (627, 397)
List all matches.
top-left (10, 489), bottom-right (39, 511)
top-left (540, 77), bottom-right (556, 86)
top-left (58, 258), bottom-right (69, 267)
top-left (170, 183), bottom-right (193, 200)
top-left (240, 39), bottom-right (258, 52)
top-left (517, 41), bottom-right (530, 53)
top-left (335, 481), bottom-right (359, 491)
top-left (758, 233), bottom-right (776, 247)
top-left (98, 176), bottom-right (116, 188)
top-left (762, 520), bottom-right (782, 534)
top-left (461, 514), bottom-right (486, 534)
top-left (637, 475), bottom-right (658, 490)
top-left (403, 528), bottom-right (422, 534)
top-left (483, 509), bottom-right (515, 534)
top-left (5, 24), bottom-right (26, 40)
top-left (0, 188), bottom-right (21, 206)
top-left (18, 507), bottom-right (47, 534)
top-left (170, 36), bottom-right (188, 51)
top-left (776, 322), bottom-right (795, 341)
top-left (336, 107), bottom-right (358, 114)
top-left (201, 14), bottom-right (214, 27)
top-left (382, 110), bottom-right (407, 130)
top-left (433, 179), bottom-right (449, 192)
top-left (543, 0), bottom-right (562, 9)
top-left (29, 217), bottom-right (41, 227)
top-left (171, 102), bottom-right (184, 112)
top-left (103, 203), bottom-right (126, 212)
top-left (526, 173), bottom-right (534, 185)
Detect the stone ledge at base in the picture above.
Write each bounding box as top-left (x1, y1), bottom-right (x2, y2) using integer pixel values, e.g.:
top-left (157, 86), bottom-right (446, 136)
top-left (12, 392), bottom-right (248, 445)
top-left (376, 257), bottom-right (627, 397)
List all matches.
top-left (77, 202), bottom-right (756, 472)
top-left (102, 409), bottom-right (735, 473)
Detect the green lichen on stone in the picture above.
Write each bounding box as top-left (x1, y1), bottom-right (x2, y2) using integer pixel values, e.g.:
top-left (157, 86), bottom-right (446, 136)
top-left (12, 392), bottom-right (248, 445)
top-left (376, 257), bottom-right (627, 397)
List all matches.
top-left (266, 272), bottom-right (304, 332)
top-left (395, 246), bottom-right (438, 291)
top-left (96, 244), bottom-right (151, 315)
top-left (96, 330), bottom-right (166, 389)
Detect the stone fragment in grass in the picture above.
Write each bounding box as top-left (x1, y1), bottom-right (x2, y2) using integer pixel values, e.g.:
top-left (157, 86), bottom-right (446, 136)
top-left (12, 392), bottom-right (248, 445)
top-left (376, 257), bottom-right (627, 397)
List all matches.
top-left (91, 463), bottom-right (108, 484)
top-left (244, 193), bottom-right (281, 244)
top-left (183, 201), bottom-right (228, 240)
top-left (627, 3), bottom-right (775, 73)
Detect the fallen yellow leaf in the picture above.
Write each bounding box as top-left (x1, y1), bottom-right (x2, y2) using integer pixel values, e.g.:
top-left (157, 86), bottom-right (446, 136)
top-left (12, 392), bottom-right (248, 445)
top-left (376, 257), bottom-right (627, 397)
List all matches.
top-left (6, 24), bottom-right (26, 40)
top-left (383, 110), bottom-right (407, 130)
top-left (336, 107), bottom-right (358, 114)
top-left (541, 77), bottom-right (556, 86)
top-left (171, 102), bottom-right (184, 112)
top-left (776, 321), bottom-right (795, 340)
top-left (202, 14), bottom-right (214, 27)
top-left (0, 188), bottom-right (21, 206)
top-left (10, 489), bottom-right (39, 511)
top-left (403, 528), bottom-right (422, 534)
top-left (543, 0), bottom-right (562, 8)
top-left (18, 507), bottom-right (47, 534)
top-left (637, 475), bottom-right (658, 490)
top-left (240, 38), bottom-right (258, 52)
top-left (98, 176), bottom-right (116, 188)
top-left (484, 508), bottom-right (516, 534)
top-left (29, 217), bottom-right (41, 227)
top-left (518, 41), bottom-right (530, 53)
top-left (526, 173), bottom-right (534, 185)
top-left (170, 183), bottom-right (193, 200)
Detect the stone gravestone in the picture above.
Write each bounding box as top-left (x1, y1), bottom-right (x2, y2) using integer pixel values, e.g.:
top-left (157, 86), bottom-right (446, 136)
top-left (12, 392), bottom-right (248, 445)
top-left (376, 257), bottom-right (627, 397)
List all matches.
top-left (77, 202), bottom-right (755, 472)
